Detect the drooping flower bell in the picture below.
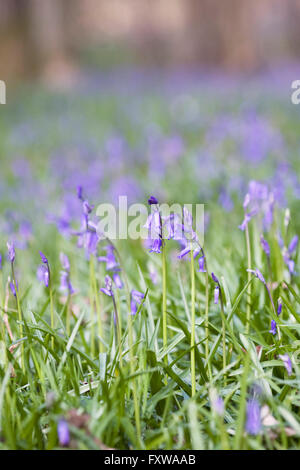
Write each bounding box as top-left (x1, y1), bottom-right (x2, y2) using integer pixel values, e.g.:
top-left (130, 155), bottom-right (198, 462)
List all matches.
top-left (9, 280), bottom-right (18, 297)
top-left (148, 196), bottom-right (158, 205)
top-left (130, 289), bottom-right (144, 315)
top-left (260, 235), bottom-right (270, 257)
top-left (37, 265), bottom-right (49, 287)
top-left (100, 275), bottom-right (113, 297)
top-left (269, 320), bottom-right (277, 336)
top-left (7, 241), bottom-right (15, 263)
top-left (278, 354), bottom-right (292, 376)
top-left (246, 398), bottom-right (261, 435)
top-left (37, 251), bottom-right (50, 288)
top-left (57, 419), bottom-right (70, 447)
top-left (59, 253), bottom-right (74, 294)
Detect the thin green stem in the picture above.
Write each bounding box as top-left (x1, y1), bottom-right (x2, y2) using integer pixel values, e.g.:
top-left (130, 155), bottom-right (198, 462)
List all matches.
top-left (89, 257), bottom-right (95, 357)
top-left (90, 255), bottom-right (104, 353)
top-left (49, 285), bottom-right (54, 350)
top-left (219, 289), bottom-right (227, 387)
top-left (11, 263), bottom-right (24, 371)
top-left (127, 310), bottom-right (141, 447)
top-left (203, 255), bottom-right (211, 380)
top-left (162, 241), bottom-right (167, 364)
top-left (245, 223), bottom-right (252, 334)
top-left (190, 249), bottom-right (196, 397)
top-left (112, 294), bottom-right (122, 367)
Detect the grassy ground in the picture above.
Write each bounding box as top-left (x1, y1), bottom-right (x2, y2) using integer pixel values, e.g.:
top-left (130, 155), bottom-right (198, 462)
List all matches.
top-left (0, 69), bottom-right (300, 450)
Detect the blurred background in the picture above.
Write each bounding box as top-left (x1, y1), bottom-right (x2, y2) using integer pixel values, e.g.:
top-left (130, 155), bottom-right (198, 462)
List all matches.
top-left (1, 0), bottom-right (300, 85)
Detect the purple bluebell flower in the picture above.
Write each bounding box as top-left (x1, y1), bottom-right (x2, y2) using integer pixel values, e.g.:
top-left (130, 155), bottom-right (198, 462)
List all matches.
top-left (243, 193), bottom-right (250, 210)
top-left (149, 238), bottom-right (162, 254)
top-left (100, 275), bottom-right (113, 297)
top-left (269, 320), bottom-right (277, 336)
top-left (288, 235), bottom-right (298, 254)
top-left (77, 185), bottom-right (83, 201)
top-left (37, 265), bottom-right (49, 287)
top-left (212, 396), bottom-right (224, 416)
top-left (260, 235), bottom-right (270, 257)
top-left (164, 213), bottom-right (184, 241)
top-left (277, 298), bottom-right (282, 316)
top-left (177, 244), bottom-right (191, 259)
top-left (246, 399), bottom-right (261, 435)
top-left (247, 268), bottom-right (266, 285)
top-left (9, 280), bottom-right (18, 297)
top-left (198, 255), bottom-right (206, 272)
top-left (278, 354), bottom-right (292, 376)
top-left (83, 200), bottom-right (93, 216)
top-left (113, 272), bottom-right (123, 289)
top-left (214, 285), bottom-right (220, 304)
top-left (130, 289), bottom-right (144, 315)
top-left (149, 265), bottom-right (158, 284)
top-left (60, 252), bottom-right (70, 271)
top-left (57, 419), bottom-right (70, 447)
top-left (283, 252), bottom-right (295, 275)
top-left (148, 196), bottom-right (158, 205)
top-left (144, 210), bottom-right (161, 239)
top-left (7, 242), bottom-right (15, 263)
top-left (104, 245), bottom-right (119, 271)
top-left (211, 272), bottom-right (219, 283)
top-left (238, 210), bottom-right (256, 231)
top-left (39, 251), bottom-right (48, 265)
top-left (59, 253), bottom-right (74, 294)
top-left (60, 271), bottom-right (74, 294)
top-left (0, 254), bottom-right (2, 270)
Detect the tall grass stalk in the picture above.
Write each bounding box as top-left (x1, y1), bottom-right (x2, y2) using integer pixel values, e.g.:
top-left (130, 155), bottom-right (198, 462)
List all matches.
top-left (245, 223), bottom-right (252, 334)
top-left (190, 249), bottom-right (196, 396)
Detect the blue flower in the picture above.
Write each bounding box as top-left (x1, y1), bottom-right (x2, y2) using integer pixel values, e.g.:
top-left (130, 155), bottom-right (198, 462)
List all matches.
top-left (269, 320), bottom-right (277, 336)
top-left (246, 399), bottom-right (261, 435)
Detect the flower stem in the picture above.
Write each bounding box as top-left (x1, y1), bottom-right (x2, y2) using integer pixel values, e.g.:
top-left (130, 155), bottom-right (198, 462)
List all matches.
top-left (219, 287), bottom-right (227, 387)
top-left (89, 257), bottom-right (95, 357)
top-left (190, 249), bottom-right (196, 397)
top-left (245, 223), bottom-right (252, 334)
top-left (127, 310), bottom-right (141, 447)
top-left (203, 254), bottom-right (211, 380)
top-left (162, 241), bottom-right (167, 364)
top-left (90, 255), bottom-right (104, 353)
top-left (11, 263), bottom-right (24, 371)
top-left (49, 285), bottom-right (54, 350)
top-left (112, 294), bottom-right (122, 367)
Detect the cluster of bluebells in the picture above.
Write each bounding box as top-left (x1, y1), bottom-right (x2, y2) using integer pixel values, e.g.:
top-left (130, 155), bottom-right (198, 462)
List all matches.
top-left (98, 244), bottom-right (123, 290)
top-left (239, 181), bottom-right (275, 232)
top-left (145, 196), bottom-right (206, 273)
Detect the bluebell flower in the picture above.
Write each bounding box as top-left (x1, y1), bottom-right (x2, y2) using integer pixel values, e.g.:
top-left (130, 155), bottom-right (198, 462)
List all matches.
top-left (148, 196), bottom-right (158, 205)
top-left (100, 275), bottom-right (113, 297)
top-left (260, 235), bottom-right (270, 257)
top-left (214, 285), bottom-right (220, 304)
top-left (57, 419), bottom-right (70, 447)
top-left (9, 280), bottom-right (18, 297)
top-left (130, 289), bottom-right (144, 315)
top-left (277, 298), bottom-right (282, 316)
top-left (288, 235), bottom-right (298, 254)
top-left (269, 320), bottom-right (277, 336)
top-left (37, 265), bottom-right (49, 287)
top-left (278, 354), bottom-right (292, 376)
top-left (7, 242), bottom-right (15, 263)
top-left (198, 255), bottom-right (206, 272)
top-left (246, 399), bottom-right (261, 435)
